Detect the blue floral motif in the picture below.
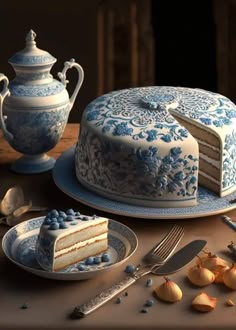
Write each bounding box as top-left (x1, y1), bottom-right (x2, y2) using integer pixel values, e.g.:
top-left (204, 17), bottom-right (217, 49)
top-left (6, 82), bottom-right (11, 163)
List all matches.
top-left (113, 122), bottom-right (133, 136)
top-left (9, 53), bottom-right (56, 65)
top-left (223, 130), bottom-right (236, 190)
top-left (9, 81), bottom-right (64, 97)
top-left (87, 110), bottom-right (99, 121)
top-left (146, 130), bottom-right (158, 142)
top-left (77, 130), bottom-right (198, 199)
top-left (200, 118), bottom-right (212, 125)
top-left (83, 87), bottom-right (236, 144)
top-left (6, 104), bottom-right (70, 154)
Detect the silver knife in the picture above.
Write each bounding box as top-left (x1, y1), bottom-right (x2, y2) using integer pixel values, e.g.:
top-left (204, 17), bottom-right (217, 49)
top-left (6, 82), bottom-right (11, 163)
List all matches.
top-left (71, 239), bottom-right (206, 319)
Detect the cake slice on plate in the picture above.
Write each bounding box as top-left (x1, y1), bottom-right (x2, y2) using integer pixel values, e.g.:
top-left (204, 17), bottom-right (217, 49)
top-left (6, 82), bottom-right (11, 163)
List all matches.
top-left (35, 209), bottom-right (108, 271)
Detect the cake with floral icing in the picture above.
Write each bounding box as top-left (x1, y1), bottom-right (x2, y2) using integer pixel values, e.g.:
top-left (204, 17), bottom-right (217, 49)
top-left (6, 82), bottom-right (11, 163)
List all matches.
top-left (75, 86), bottom-right (236, 207)
top-left (35, 209), bottom-right (108, 271)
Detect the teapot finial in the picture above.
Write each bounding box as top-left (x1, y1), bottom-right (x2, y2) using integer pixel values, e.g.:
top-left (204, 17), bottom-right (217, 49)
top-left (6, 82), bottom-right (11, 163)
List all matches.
top-left (25, 30), bottom-right (37, 49)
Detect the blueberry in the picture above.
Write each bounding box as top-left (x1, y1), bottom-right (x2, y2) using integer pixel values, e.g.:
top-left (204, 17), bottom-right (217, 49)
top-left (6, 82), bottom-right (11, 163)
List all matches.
top-left (101, 253), bottom-right (110, 262)
top-left (141, 308), bottom-right (148, 313)
top-left (77, 264), bottom-right (86, 271)
top-left (81, 216), bottom-right (89, 221)
top-left (66, 209), bottom-right (75, 216)
top-left (92, 214), bottom-right (97, 219)
top-left (94, 256), bottom-right (102, 264)
top-left (145, 299), bottom-right (154, 307)
top-left (75, 211), bottom-right (81, 216)
top-left (59, 222), bottom-right (68, 229)
top-left (51, 217), bottom-right (58, 223)
top-left (44, 218), bottom-right (51, 225)
top-left (57, 216), bottom-right (64, 223)
top-left (145, 278), bottom-right (153, 287)
top-left (49, 222), bottom-right (60, 230)
top-left (116, 297), bottom-right (122, 304)
top-left (50, 209), bottom-right (59, 218)
top-left (85, 257), bottom-right (94, 265)
top-left (124, 264), bottom-right (136, 274)
top-left (58, 211), bottom-right (67, 219)
top-left (65, 215), bottom-right (74, 222)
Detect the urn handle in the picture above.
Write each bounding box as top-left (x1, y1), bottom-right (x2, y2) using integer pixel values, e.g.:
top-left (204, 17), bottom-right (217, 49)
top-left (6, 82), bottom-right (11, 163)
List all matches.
top-left (0, 74), bottom-right (13, 142)
top-left (58, 59), bottom-right (84, 111)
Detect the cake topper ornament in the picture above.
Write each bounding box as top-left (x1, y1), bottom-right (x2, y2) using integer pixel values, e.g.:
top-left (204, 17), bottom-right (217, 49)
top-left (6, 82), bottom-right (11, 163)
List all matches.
top-left (0, 30), bottom-right (84, 173)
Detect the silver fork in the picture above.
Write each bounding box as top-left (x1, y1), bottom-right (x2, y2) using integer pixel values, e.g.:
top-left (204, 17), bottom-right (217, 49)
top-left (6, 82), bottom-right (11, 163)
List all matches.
top-left (71, 225), bottom-right (184, 319)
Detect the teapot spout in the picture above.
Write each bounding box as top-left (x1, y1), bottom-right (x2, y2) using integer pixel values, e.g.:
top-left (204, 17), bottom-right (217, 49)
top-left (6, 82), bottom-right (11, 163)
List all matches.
top-left (0, 73), bottom-right (13, 142)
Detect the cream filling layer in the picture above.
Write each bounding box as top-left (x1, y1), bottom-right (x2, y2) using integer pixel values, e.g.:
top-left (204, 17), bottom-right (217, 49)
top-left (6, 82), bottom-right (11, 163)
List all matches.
top-left (199, 153), bottom-right (220, 169)
top-left (55, 232), bottom-right (107, 258)
top-left (199, 170), bottom-right (220, 185)
top-left (197, 139), bottom-right (220, 152)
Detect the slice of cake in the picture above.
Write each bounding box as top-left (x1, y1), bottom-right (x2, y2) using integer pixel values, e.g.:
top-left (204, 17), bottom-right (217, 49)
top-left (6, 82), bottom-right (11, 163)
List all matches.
top-left (35, 209), bottom-right (108, 271)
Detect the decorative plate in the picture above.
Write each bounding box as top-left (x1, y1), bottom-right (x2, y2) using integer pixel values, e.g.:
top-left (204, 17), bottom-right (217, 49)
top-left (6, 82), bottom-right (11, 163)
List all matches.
top-left (52, 147), bottom-right (236, 219)
top-left (2, 217), bottom-right (138, 280)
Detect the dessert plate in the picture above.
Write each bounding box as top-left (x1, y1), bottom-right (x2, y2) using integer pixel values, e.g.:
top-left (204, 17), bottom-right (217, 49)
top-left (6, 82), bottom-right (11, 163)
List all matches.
top-left (2, 217), bottom-right (138, 280)
top-left (52, 147), bottom-right (236, 219)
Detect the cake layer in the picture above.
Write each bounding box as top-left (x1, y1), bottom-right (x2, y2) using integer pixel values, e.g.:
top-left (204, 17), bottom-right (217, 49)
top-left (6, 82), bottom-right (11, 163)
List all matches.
top-left (56, 220), bottom-right (107, 251)
top-left (54, 237), bottom-right (108, 271)
top-left (55, 233), bottom-right (107, 258)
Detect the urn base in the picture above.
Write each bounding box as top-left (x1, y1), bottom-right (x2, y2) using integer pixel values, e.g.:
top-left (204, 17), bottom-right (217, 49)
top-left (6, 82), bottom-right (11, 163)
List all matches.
top-left (11, 153), bottom-right (56, 174)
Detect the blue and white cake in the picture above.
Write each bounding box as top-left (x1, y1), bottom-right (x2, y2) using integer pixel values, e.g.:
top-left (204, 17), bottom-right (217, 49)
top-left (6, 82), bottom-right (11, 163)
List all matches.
top-left (75, 86), bottom-right (236, 207)
top-left (35, 209), bottom-right (108, 271)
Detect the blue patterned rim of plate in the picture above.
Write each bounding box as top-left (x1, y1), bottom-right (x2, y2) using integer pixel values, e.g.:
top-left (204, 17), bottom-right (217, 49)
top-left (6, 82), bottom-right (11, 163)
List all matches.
top-left (52, 147), bottom-right (236, 219)
top-left (2, 217), bottom-right (138, 278)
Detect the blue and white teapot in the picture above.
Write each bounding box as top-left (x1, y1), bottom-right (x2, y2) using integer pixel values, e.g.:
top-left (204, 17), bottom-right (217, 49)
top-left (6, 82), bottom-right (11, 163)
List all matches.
top-left (0, 30), bottom-right (84, 173)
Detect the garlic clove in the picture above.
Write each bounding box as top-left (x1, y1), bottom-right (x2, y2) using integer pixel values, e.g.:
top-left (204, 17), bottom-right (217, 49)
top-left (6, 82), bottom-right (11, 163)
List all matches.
top-left (187, 264), bottom-right (215, 287)
top-left (223, 264), bottom-right (236, 290)
top-left (154, 277), bottom-right (182, 303)
top-left (225, 299), bottom-right (234, 306)
top-left (213, 265), bottom-right (230, 283)
top-left (200, 251), bottom-right (230, 271)
top-left (191, 292), bottom-right (217, 312)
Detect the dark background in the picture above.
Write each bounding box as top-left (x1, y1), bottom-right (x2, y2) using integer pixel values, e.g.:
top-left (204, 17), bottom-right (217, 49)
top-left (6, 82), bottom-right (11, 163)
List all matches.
top-left (0, 0), bottom-right (229, 123)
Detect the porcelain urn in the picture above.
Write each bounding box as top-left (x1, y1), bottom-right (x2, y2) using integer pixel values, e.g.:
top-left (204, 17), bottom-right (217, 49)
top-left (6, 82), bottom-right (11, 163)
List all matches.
top-left (0, 30), bottom-right (84, 173)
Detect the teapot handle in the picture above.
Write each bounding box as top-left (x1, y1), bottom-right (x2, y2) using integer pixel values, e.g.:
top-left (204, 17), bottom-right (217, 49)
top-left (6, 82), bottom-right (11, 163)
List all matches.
top-left (58, 58), bottom-right (84, 111)
top-left (0, 74), bottom-right (13, 142)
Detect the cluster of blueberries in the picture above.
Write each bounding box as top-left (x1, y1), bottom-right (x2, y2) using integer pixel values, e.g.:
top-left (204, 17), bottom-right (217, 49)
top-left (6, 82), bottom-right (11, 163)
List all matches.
top-left (77, 252), bottom-right (111, 271)
top-left (43, 209), bottom-right (97, 230)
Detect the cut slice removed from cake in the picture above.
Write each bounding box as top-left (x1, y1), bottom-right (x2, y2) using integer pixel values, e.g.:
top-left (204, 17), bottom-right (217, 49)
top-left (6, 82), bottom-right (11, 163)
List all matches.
top-left (35, 210), bottom-right (108, 271)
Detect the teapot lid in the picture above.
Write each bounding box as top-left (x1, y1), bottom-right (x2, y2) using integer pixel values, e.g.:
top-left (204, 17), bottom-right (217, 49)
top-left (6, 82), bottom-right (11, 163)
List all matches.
top-left (8, 30), bottom-right (56, 67)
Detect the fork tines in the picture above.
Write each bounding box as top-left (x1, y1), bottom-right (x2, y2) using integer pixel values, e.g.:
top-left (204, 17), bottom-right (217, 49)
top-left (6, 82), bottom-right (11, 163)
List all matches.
top-left (151, 225), bottom-right (184, 259)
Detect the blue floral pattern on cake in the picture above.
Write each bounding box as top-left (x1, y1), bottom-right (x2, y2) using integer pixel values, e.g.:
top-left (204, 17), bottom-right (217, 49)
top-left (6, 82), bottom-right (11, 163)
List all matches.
top-left (223, 130), bottom-right (236, 191)
top-left (84, 87), bottom-right (236, 142)
top-left (76, 130), bottom-right (198, 199)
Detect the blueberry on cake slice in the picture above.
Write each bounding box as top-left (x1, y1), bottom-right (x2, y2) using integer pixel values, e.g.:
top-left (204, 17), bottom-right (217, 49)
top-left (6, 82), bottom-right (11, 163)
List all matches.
top-left (35, 209), bottom-right (108, 271)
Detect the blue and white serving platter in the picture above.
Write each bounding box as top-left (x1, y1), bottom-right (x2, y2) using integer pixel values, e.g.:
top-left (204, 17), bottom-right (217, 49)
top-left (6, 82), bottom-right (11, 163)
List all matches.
top-left (2, 217), bottom-right (138, 280)
top-left (52, 147), bottom-right (236, 219)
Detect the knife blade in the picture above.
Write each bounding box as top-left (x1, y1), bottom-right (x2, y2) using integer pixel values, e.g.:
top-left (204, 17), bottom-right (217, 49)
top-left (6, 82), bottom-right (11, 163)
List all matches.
top-left (155, 239), bottom-right (207, 275)
top-left (71, 239), bottom-right (206, 319)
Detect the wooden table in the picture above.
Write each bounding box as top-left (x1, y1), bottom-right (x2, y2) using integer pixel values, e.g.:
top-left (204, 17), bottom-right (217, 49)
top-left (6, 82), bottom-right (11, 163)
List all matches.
top-left (1, 124), bottom-right (236, 330)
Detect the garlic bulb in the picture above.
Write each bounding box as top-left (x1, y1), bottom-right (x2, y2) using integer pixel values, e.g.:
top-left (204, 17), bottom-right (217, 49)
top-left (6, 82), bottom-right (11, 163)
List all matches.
top-left (223, 264), bottom-right (236, 290)
top-left (192, 292), bottom-right (217, 312)
top-left (187, 257), bottom-right (215, 286)
top-left (200, 251), bottom-right (230, 271)
top-left (154, 277), bottom-right (182, 303)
